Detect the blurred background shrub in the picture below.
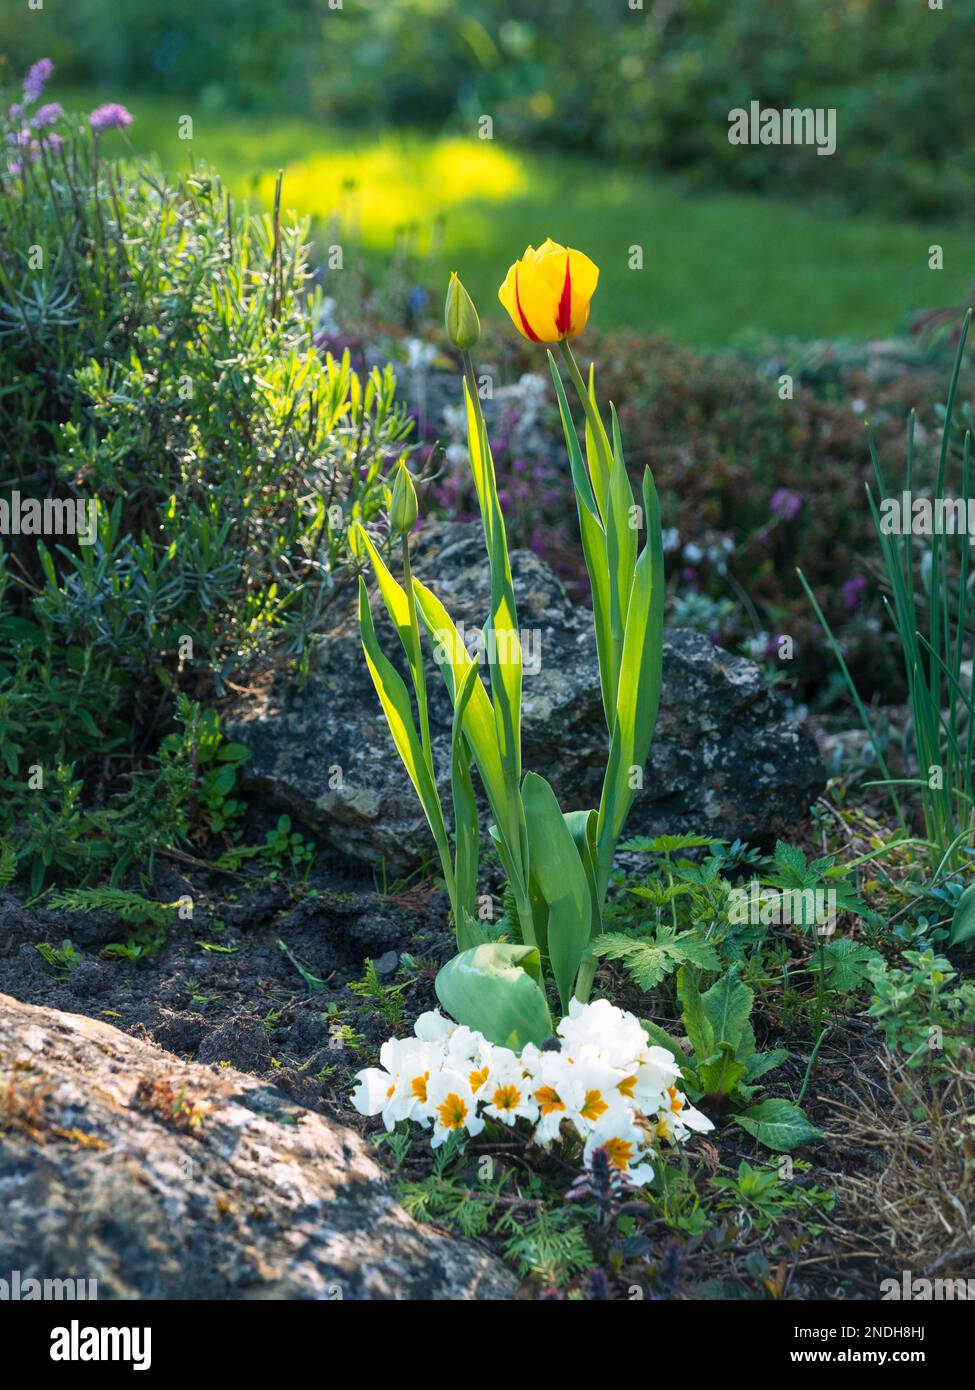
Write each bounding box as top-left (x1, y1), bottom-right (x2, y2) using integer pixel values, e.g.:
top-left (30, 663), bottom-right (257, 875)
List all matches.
top-left (4, 0), bottom-right (973, 219)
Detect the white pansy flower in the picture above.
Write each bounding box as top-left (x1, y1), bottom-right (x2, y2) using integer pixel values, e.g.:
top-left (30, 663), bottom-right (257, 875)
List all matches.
top-left (656, 1085), bottom-right (714, 1143)
top-left (413, 1009), bottom-right (455, 1043)
top-left (558, 1054), bottom-right (633, 1135)
top-left (426, 1067), bottom-right (486, 1147)
top-left (583, 1113), bottom-right (656, 1187)
top-left (557, 998), bottom-right (648, 1069)
top-left (482, 1064), bottom-right (539, 1126)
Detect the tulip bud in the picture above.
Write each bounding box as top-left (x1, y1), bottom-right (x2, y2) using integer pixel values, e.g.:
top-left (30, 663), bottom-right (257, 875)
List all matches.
top-left (388, 462), bottom-right (419, 536)
top-left (444, 272), bottom-right (480, 350)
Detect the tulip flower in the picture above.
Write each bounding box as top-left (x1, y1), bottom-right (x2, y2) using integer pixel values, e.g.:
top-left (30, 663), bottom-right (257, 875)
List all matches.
top-left (498, 238), bottom-right (599, 343)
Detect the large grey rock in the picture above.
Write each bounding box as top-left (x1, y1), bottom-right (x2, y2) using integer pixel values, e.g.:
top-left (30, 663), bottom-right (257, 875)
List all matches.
top-left (0, 993), bottom-right (515, 1300)
top-left (225, 522), bottom-right (824, 873)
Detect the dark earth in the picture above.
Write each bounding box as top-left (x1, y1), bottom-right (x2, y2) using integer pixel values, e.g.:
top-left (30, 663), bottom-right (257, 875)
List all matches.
top-left (0, 796), bottom-right (935, 1301)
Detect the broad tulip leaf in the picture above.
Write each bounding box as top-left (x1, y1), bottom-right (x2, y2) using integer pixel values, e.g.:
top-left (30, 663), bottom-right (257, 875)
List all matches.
top-left (583, 362), bottom-right (612, 523)
top-left (597, 466), bottom-right (664, 862)
top-left (463, 382), bottom-right (522, 792)
top-left (564, 808), bottom-right (600, 940)
top-left (949, 882), bottom-right (975, 947)
top-left (548, 355), bottom-right (614, 730)
top-left (435, 943), bottom-right (553, 1050)
top-left (449, 661), bottom-right (481, 937)
top-left (357, 579), bottom-right (447, 858)
top-left (412, 578), bottom-right (510, 838)
top-left (604, 403), bottom-right (638, 662)
top-left (733, 1099), bottom-right (822, 1153)
top-left (523, 773), bottom-right (592, 1012)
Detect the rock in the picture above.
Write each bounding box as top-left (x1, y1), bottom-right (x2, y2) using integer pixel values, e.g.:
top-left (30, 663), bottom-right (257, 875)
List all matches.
top-left (224, 521), bottom-right (825, 873)
top-left (0, 993), bottom-right (516, 1301)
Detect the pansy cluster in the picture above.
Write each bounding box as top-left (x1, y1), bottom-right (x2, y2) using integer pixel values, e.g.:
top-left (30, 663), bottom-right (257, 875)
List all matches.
top-left (352, 998), bottom-right (713, 1186)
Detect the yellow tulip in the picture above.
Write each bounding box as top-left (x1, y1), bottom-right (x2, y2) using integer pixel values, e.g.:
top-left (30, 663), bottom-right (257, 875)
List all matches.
top-left (498, 238), bottom-right (599, 343)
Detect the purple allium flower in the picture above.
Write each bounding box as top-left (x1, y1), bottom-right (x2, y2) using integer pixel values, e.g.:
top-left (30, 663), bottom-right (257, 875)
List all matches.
top-left (23, 59), bottom-right (54, 104)
top-left (32, 102), bottom-right (64, 129)
top-left (770, 487), bottom-right (803, 521)
top-left (842, 574), bottom-right (869, 613)
top-left (88, 103), bottom-right (133, 133)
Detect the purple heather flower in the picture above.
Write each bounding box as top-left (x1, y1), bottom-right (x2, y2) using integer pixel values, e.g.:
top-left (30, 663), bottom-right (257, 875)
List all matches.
top-left (8, 102), bottom-right (24, 120)
top-left (88, 103), bottom-right (133, 133)
top-left (32, 102), bottom-right (64, 128)
top-left (842, 574), bottom-right (869, 613)
top-left (23, 59), bottom-right (54, 104)
top-left (770, 487), bottom-right (803, 521)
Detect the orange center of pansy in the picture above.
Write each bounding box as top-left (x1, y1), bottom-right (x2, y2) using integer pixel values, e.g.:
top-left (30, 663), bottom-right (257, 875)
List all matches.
top-left (491, 1083), bottom-right (522, 1112)
top-left (580, 1089), bottom-right (608, 1123)
top-left (410, 1072), bottom-right (429, 1103)
top-left (469, 1065), bottom-right (490, 1093)
top-left (668, 1086), bottom-right (683, 1115)
top-left (437, 1093), bottom-right (469, 1130)
top-left (535, 1085), bottom-right (566, 1116)
top-left (618, 1076), bottom-right (637, 1099)
top-left (603, 1137), bottom-right (635, 1171)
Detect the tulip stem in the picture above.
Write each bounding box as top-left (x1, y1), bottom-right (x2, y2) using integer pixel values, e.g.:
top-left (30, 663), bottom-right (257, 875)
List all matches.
top-left (558, 340), bottom-right (613, 492)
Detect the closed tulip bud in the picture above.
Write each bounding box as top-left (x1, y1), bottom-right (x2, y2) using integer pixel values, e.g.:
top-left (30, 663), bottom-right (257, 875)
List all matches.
top-left (444, 272), bottom-right (480, 350)
top-left (388, 462), bottom-right (419, 535)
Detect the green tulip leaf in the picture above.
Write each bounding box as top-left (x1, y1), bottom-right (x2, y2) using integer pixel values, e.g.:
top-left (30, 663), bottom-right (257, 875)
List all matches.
top-left (435, 943), bottom-right (553, 1050)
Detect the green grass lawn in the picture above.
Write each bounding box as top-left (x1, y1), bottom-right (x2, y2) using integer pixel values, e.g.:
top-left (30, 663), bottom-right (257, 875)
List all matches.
top-left (73, 91), bottom-right (975, 348)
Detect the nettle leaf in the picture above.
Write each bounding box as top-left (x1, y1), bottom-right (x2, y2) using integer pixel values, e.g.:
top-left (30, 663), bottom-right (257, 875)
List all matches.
top-left (821, 937), bottom-right (883, 991)
top-left (619, 833), bottom-right (723, 855)
top-left (772, 840), bottom-right (808, 881)
top-left (734, 1099), bottom-right (822, 1153)
top-left (594, 927), bottom-right (720, 991)
top-left (628, 881), bottom-right (696, 907)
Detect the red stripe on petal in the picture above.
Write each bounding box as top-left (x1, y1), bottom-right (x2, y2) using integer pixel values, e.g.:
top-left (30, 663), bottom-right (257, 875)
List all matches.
top-left (555, 253), bottom-right (572, 337)
top-left (514, 266), bottom-right (541, 342)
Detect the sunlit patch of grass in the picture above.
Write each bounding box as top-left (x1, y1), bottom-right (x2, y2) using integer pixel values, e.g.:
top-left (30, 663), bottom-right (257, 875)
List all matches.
top-left (253, 134), bottom-right (528, 248)
top-left (61, 89), bottom-right (975, 346)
